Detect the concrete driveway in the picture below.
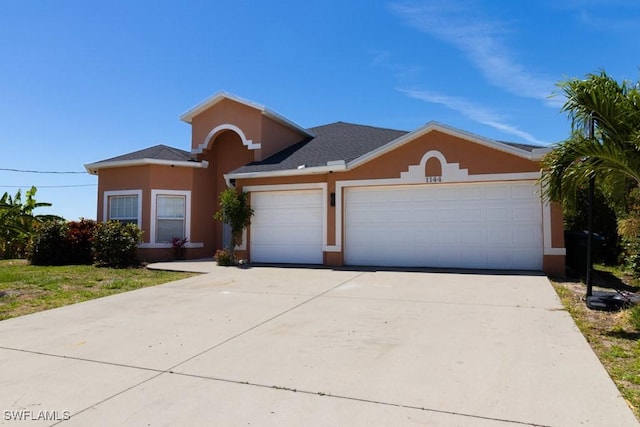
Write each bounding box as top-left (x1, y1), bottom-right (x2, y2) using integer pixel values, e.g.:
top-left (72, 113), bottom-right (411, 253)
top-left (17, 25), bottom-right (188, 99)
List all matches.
top-left (0, 264), bottom-right (636, 426)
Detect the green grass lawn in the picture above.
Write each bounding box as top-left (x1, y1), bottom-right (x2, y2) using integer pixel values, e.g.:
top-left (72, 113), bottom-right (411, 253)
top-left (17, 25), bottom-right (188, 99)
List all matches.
top-left (0, 259), bottom-right (196, 320)
top-left (552, 265), bottom-right (640, 420)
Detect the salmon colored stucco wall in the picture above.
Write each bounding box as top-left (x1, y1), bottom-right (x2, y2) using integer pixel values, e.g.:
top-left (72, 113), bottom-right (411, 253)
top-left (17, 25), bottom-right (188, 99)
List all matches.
top-left (550, 202), bottom-right (565, 248)
top-left (190, 99), bottom-right (262, 156)
top-left (96, 130), bottom-right (257, 261)
top-left (336, 130), bottom-right (540, 182)
top-left (189, 130), bottom-right (256, 257)
top-left (189, 98), bottom-right (306, 162)
top-left (97, 164), bottom-right (195, 247)
top-left (259, 116), bottom-right (307, 160)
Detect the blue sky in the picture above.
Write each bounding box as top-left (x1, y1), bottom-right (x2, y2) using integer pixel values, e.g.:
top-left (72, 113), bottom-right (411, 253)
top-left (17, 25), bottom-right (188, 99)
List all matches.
top-left (1, 0), bottom-right (639, 220)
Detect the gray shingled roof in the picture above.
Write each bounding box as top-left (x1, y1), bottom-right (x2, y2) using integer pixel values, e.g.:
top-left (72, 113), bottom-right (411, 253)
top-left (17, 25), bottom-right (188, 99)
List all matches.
top-left (230, 122), bottom-right (542, 174)
top-left (231, 122), bottom-right (409, 174)
top-left (497, 141), bottom-right (542, 152)
top-left (97, 144), bottom-right (193, 163)
top-left (90, 124), bottom-right (543, 173)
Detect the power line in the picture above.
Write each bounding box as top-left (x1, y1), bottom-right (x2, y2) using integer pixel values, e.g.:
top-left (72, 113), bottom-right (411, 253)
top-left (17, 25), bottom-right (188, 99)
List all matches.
top-left (0, 168), bottom-right (87, 174)
top-left (0, 184), bottom-right (96, 188)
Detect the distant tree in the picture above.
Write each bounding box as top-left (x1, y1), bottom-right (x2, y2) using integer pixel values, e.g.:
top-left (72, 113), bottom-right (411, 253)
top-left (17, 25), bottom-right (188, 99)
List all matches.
top-left (0, 186), bottom-right (61, 258)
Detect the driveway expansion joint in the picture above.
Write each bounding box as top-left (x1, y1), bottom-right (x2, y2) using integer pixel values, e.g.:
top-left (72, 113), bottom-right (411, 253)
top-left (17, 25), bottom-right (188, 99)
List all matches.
top-left (162, 370), bottom-right (552, 427)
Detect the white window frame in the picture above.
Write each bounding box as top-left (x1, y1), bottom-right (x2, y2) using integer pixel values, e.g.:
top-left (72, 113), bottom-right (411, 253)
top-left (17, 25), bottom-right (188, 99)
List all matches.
top-left (103, 190), bottom-right (143, 227)
top-left (144, 189), bottom-right (201, 248)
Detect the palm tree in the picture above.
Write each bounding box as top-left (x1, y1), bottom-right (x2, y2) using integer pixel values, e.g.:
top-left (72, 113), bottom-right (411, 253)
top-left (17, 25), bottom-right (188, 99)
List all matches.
top-left (0, 186), bottom-right (61, 258)
top-left (542, 71), bottom-right (640, 276)
top-left (542, 70), bottom-right (640, 212)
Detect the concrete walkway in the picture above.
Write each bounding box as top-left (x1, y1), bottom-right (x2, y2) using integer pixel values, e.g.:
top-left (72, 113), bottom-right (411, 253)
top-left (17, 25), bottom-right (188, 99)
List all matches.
top-left (0, 263), bottom-right (636, 426)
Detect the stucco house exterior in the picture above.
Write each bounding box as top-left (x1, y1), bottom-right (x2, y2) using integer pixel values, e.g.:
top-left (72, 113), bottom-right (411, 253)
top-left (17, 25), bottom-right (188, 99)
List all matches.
top-left (85, 92), bottom-right (566, 276)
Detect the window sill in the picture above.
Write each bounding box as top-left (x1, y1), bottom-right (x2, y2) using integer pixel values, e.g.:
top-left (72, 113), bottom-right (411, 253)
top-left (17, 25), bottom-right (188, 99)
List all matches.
top-left (138, 242), bottom-right (204, 249)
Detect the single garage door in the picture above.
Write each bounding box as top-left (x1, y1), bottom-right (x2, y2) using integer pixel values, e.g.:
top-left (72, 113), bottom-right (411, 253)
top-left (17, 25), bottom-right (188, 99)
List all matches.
top-left (345, 181), bottom-right (543, 270)
top-left (250, 190), bottom-right (323, 264)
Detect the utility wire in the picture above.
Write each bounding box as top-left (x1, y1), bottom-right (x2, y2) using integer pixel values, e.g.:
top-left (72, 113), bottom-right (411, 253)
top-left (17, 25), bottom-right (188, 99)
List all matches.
top-left (0, 168), bottom-right (87, 174)
top-left (0, 184), bottom-right (96, 188)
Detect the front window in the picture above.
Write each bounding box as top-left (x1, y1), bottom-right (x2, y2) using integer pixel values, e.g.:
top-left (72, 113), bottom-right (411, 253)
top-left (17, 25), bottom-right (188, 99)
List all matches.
top-left (109, 195), bottom-right (138, 224)
top-left (104, 190), bottom-right (142, 226)
top-left (156, 195), bottom-right (186, 243)
top-left (151, 190), bottom-right (191, 244)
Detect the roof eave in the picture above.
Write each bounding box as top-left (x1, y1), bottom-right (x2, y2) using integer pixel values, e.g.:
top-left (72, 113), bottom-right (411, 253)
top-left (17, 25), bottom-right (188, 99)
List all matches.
top-left (225, 162), bottom-right (346, 182)
top-left (531, 147), bottom-right (552, 159)
top-left (84, 159), bottom-right (208, 175)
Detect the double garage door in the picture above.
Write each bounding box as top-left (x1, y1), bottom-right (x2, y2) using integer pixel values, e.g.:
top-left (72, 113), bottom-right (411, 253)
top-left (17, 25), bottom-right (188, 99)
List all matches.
top-left (345, 181), bottom-right (543, 270)
top-left (250, 182), bottom-right (543, 270)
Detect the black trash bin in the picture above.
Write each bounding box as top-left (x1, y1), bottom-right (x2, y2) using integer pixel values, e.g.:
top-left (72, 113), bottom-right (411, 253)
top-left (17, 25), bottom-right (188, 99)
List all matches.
top-left (564, 230), bottom-right (605, 276)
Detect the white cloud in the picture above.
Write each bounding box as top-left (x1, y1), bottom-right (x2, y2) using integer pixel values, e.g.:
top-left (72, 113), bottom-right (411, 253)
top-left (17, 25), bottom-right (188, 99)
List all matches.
top-left (390, 1), bottom-right (562, 108)
top-left (369, 49), bottom-right (423, 83)
top-left (400, 88), bottom-right (547, 145)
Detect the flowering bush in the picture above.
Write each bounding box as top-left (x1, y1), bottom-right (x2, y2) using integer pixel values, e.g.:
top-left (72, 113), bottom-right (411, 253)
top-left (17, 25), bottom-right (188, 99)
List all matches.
top-left (171, 237), bottom-right (188, 260)
top-left (214, 248), bottom-right (233, 266)
top-left (67, 219), bottom-right (96, 265)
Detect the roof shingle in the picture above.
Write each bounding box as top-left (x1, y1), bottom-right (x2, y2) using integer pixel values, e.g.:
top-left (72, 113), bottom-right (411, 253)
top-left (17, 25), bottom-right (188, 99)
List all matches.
top-left (231, 122), bottom-right (408, 174)
top-left (97, 144), bottom-right (193, 163)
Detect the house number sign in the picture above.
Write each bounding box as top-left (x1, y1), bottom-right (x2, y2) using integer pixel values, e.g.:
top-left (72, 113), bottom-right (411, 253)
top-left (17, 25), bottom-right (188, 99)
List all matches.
top-left (426, 176), bottom-right (442, 183)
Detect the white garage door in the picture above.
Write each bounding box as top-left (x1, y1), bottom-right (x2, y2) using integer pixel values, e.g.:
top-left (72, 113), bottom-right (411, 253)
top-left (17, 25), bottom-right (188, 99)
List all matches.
top-left (345, 182), bottom-right (543, 270)
top-left (250, 190), bottom-right (323, 264)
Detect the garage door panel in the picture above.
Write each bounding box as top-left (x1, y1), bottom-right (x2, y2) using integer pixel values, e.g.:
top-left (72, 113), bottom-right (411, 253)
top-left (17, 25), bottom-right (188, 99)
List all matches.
top-left (436, 188), bottom-right (459, 201)
top-left (251, 190), bottom-right (323, 264)
top-left (488, 229), bottom-right (510, 245)
top-left (345, 182), bottom-right (543, 270)
top-left (487, 207), bottom-right (509, 221)
top-left (253, 244), bottom-right (321, 265)
top-left (486, 186), bottom-right (508, 199)
top-left (513, 206), bottom-right (537, 222)
top-left (460, 208), bottom-right (482, 221)
top-left (460, 187), bottom-right (483, 200)
top-left (512, 184), bottom-right (537, 199)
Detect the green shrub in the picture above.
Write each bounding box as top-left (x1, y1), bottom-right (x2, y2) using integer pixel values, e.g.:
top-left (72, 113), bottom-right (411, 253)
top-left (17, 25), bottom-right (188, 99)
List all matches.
top-left (93, 221), bottom-right (143, 268)
top-left (29, 221), bottom-right (70, 265)
top-left (29, 219), bottom-right (97, 266)
top-left (617, 189), bottom-right (640, 276)
top-left (214, 248), bottom-right (234, 266)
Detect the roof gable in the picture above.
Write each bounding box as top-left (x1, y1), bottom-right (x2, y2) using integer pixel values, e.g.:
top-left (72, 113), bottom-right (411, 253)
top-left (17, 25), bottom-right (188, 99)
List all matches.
top-left (348, 121), bottom-right (549, 170)
top-left (179, 91), bottom-right (314, 138)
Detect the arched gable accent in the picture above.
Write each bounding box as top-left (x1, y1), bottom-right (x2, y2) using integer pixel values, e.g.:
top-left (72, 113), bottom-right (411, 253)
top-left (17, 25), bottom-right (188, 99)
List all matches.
top-left (192, 123), bottom-right (261, 155)
top-left (420, 150), bottom-right (446, 176)
top-left (399, 150), bottom-right (469, 182)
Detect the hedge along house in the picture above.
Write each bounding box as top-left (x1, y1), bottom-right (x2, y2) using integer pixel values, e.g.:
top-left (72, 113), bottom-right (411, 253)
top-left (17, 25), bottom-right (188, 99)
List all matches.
top-left (85, 92), bottom-right (566, 276)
